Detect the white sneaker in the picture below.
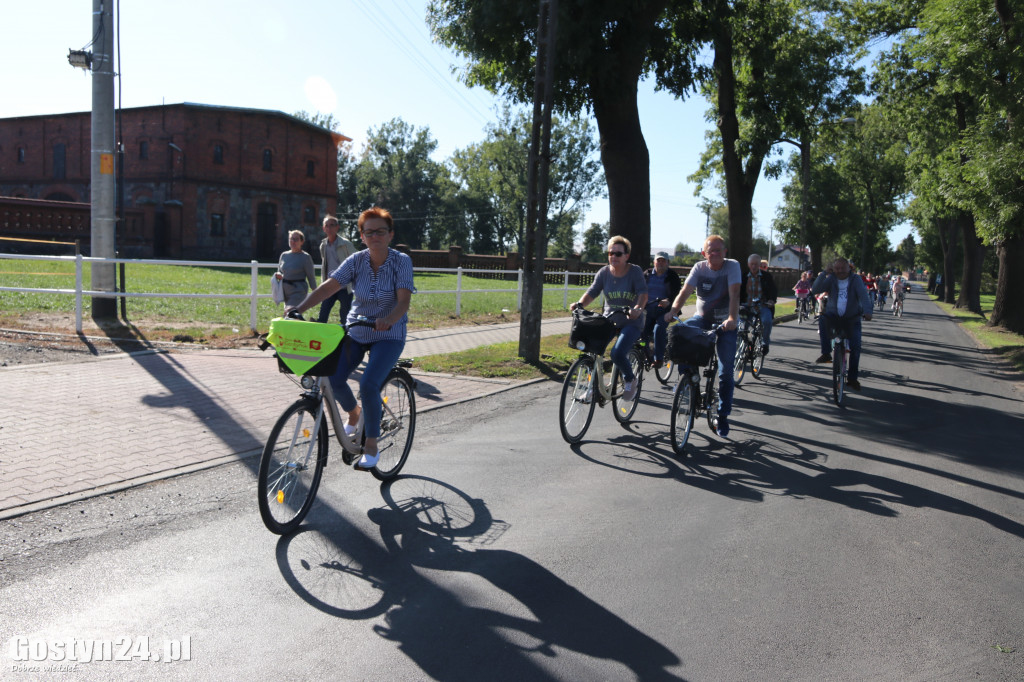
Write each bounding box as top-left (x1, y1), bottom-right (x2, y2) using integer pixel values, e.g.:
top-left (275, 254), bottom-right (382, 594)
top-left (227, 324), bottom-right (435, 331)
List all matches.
top-left (622, 380), bottom-right (638, 402)
top-left (355, 451), bottom-right (379, 470)
top-left (344, 423), bottom-right (358, 437)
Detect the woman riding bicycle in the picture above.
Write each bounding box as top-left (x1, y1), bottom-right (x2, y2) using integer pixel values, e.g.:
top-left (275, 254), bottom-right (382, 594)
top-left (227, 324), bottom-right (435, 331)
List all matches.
top-left (793, 271), bottom-right (813, 316)
top-left (286, 207), bottom-right (414, 471)
top-left (570, 235), bottom-right (648, 403)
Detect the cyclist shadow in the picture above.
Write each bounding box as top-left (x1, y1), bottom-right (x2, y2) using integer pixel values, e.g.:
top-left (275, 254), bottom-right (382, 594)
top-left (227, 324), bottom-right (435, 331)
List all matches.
top-left (276, 475), bottom-right (684, 680)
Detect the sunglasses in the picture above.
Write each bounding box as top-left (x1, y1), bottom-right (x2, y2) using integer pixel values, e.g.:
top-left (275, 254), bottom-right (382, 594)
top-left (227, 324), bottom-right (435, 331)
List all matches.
top-left (361, 228), bottom-right (390, 237)
top-left (608, 250), bottom-right (626, 257)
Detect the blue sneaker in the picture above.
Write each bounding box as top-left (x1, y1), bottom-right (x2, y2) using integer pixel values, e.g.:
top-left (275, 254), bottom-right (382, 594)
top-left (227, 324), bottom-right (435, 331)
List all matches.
top-left (716, 416), bottom-right (730, 438)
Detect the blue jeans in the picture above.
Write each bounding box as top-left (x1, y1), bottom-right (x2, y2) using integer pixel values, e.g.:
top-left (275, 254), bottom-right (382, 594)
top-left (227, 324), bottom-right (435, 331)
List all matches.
top-left (819, 313), bottom-right (863, 382)
top-left (610, 324), bottom-right (642, 383)
top-left (329, 337), bottom-right (405, 438)
top-left (643, 302), bottom-right (670, 362)
top-left (683, 315), bottom-right (737, 418)
top-left (317, 288), bottom-right (352, 324)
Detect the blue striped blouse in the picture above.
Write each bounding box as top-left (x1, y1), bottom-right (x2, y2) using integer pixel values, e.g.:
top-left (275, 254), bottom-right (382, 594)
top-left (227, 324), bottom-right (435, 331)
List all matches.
top-left (329, 248), bottom-right (415, 344)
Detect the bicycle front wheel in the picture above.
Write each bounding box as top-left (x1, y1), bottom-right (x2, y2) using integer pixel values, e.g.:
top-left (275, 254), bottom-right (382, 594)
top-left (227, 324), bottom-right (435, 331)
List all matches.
top-left (612, 348), bottom-right (644, 423)
top-left (559, 357), bottom-right (597, 443)
top-left (832, 344), bottom-right (845, 406)
top-left (258, 398), bottom-right (328, 535)
top-left (371, 368), bottom-right (417, 481)
top-left (734, 335), bottom-right (748, 385)
top-left (670, 376), bottom-right (697, 455)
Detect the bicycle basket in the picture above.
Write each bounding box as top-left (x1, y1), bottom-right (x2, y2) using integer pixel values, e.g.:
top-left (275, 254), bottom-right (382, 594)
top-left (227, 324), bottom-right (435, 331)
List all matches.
top-left (266, 318), bottom-right (346, 376)
top-left (667, 323), bottom-right (716, 366)
top-left (568, 310), bottom-right (620, 355)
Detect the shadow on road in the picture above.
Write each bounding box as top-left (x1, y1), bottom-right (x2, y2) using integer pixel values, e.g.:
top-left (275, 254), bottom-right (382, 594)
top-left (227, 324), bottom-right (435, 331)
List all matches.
top-left (275, 475), bottom-right (685, 680)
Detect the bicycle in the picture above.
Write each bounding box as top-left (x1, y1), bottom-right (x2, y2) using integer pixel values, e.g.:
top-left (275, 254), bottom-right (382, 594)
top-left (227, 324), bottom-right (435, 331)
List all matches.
top-left (893, 291), bottom-right (905, 317)
top-left (639, 319), bottom-right (676, 386)
top-left (829, 323), bottom-right (851, 406)
top-left (559, 308), bottom-right (644, 443)
top-left (795, 292), bottom-right (812, 324)
top-left (876, 290), bottom-right (888, 311)
top-left (257, 315), bottom-right (417, 534)
top-left (668, 324), bottom-right (724, 455)
top-left (734, 300), bottom-right (766, 385)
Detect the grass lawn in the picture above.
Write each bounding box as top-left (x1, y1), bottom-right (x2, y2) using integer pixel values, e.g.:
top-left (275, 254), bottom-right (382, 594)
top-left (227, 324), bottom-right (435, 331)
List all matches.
top-left (932, 293), bottom-right (1024, 373)
top-left (0, 259), bottom-right (584, 342)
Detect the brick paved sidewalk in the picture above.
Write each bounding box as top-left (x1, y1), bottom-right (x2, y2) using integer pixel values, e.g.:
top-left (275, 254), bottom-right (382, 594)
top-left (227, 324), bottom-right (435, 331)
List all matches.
top-left (0, 315), bottom-right (588, 519)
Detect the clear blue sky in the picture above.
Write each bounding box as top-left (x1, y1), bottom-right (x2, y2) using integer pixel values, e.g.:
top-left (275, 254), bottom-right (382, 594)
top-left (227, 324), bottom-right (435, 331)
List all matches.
top-left (2, 0), bottom-right (907, 257)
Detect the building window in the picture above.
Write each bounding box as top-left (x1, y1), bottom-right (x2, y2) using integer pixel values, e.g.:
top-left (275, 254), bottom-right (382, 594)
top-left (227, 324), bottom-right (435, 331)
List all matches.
top-left (210, 213), bottom-right (225, 236)
top-left (306, 160), bottom-right (315, 178)
top-left (53, 143), bottom-right (66, 180)
top-left (17, 147), bottom-right (25, 163)
top-left (262, 149), bottom-right (273, 171)
top-left (139, 141), bottom-right (149, 160)
top-left (213, 144), bottom-right (224, 165)
top-left (303, 206), bottom-right (317, 224)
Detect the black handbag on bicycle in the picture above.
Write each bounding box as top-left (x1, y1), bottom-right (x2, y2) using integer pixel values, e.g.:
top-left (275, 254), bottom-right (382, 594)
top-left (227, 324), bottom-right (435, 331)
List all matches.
top-left (667, 323), bottom-right (716, 366)
top-left (569, 309), bottom-right (622, 355)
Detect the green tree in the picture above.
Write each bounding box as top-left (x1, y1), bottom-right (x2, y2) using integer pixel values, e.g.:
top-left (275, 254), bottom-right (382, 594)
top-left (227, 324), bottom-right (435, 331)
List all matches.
top-left (347, 118), bottom-right (450, 249)
top-left (429, 0), bottom-right (705, 268)
top-left (684, 0), bottom-right (864, 268)
top-left (580, 222), bottom-right (609, 263)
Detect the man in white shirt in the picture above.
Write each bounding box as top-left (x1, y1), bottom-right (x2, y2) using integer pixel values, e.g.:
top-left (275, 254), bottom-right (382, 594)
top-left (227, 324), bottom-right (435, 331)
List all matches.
top-left (317, 215), bottom-right (356, 324)
top-left (811, 257), bottom-right (873, 391)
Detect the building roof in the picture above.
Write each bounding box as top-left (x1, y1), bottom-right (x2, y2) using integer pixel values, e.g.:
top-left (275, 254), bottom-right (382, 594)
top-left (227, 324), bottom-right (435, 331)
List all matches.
top-left (0, 102), bottom-right (352, 144)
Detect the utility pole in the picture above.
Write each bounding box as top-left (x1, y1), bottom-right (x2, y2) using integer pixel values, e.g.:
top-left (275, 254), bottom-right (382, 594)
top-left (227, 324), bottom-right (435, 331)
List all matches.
top-left (518, 0), bottom-right (558, 363)
top-left (90, 0), bottom-right (117, 319)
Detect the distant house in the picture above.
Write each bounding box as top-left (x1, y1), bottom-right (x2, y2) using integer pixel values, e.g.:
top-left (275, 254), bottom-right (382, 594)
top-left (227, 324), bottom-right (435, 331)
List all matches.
top-left (771, 245), bottom-right (808, 270)
top-left (0, 102), bottom-right (349, 261)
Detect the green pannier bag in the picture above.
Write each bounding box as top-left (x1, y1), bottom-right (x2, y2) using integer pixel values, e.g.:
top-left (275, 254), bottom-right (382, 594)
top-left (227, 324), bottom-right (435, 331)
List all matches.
top-left (266, 318), bottom-right (346, 376)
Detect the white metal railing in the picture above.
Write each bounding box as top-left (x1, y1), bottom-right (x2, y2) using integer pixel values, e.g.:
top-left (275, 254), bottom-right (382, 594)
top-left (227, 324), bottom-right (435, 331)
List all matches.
top-left (0, 254), bottom-right (596, 334)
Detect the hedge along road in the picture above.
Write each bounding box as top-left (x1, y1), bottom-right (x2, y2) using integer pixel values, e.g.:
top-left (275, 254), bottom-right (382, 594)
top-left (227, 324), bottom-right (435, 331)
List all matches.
top-left (0, 290), bottom-right (1021, 680)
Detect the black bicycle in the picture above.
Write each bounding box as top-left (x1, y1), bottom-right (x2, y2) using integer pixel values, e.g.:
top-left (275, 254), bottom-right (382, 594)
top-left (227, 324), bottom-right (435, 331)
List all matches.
top-left (734, 300), bottom-right (766, 384)
top-left (668, 324), bottom-right (724, 455)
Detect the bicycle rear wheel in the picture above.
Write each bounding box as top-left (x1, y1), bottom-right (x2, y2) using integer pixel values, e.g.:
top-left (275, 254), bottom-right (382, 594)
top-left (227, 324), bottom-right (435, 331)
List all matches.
top-left (655, 358), bottom-right (674, 385)
top-left (705, 374), bottom-right (720, 432)
top-left (612, 348), bottom-right (644, 423)
top-left (670, 375), bottom-right (697, 455)
top-left (734, 334), bottom-right (748, 385)
top-left (258, 397), bottom-right (328, 535)
top-left (832, 343), bottom-right (845, 406)
top-left (751, 332), bottom-right (766, 379)
top-left (559, 357), bottom-right (597, 443)
top-left (371, 368), bottom-right (416, 481)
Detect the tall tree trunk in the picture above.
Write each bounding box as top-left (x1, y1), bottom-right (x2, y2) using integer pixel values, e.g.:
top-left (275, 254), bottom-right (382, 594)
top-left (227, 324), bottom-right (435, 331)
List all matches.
top-left (989, 232), bottom-right (1024, 334)
top-left (955, 211), bottom-right (984, 314)
top-left (712, 9), bottom-right (755, 264)
top-left (587, 0), bottom-right (665, 270)
top-left (936, 216), bottom-right (957, 303)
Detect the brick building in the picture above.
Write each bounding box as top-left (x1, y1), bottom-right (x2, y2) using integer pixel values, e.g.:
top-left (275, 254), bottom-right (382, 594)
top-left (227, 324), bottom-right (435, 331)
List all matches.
top-left (0, 103), bottom-right (348, 260)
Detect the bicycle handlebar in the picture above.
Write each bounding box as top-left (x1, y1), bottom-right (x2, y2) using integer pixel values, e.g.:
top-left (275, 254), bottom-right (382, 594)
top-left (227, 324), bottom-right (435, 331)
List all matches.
top-left (284, 310), bottom-right (378, 329)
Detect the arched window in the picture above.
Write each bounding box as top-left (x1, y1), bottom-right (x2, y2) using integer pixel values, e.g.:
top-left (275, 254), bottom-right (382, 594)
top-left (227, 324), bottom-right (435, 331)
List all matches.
top-left (262, 149), bottom-right (273, 171)
top-left (214, 144), bottom-right (224, 164)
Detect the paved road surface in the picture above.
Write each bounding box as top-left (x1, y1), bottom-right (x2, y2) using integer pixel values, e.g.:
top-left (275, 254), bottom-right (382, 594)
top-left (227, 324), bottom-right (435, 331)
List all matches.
top-left (1, 291), bottom-right (1022, 680)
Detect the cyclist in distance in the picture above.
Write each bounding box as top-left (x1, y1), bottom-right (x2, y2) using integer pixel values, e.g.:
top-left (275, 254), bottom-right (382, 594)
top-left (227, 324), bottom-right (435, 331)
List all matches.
top-left (794, 271), bottom-right (813, 316)
top-left (643, 251), bottom-right (682, 369)
top-left (664, 234), bottom-right (742, 437)
top-left (285, 207), bottom-right (415, 470)
top-left (875, 274), bottom-right (891, 309)
top-left (571, 235), bottom-right (648, 403)
top-left (891, 275), bottom-right (906, 311)
top-left (740, 254), bottom-right (778, 355)
top-left (812, 257), bottom-right (873, 391)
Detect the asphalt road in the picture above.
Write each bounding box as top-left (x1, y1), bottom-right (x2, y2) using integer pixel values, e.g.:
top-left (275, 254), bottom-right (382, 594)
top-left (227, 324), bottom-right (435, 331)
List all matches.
top-left (2, 292), bottom-right (1022, 681)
